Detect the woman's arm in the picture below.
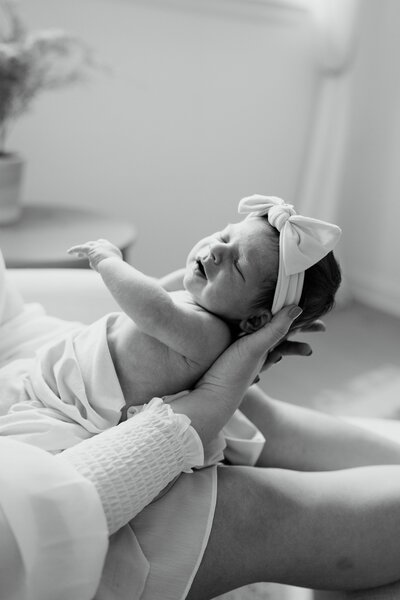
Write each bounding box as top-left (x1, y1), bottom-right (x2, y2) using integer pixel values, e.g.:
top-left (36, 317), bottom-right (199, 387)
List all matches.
top-left (61, 398), bottom-right (204, 534)
top-left (170, 305), bottom-right (303, 444)
top-left (61, 306), bottom-right (300, 531)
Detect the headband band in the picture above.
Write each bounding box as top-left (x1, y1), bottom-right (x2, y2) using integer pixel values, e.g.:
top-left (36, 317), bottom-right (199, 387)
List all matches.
top-left (238, 195), bottom-right (342, 314)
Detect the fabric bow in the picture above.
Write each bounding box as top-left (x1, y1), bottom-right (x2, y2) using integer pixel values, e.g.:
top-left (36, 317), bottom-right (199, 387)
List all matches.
top-left (238, 194), bottom-right (342, 314)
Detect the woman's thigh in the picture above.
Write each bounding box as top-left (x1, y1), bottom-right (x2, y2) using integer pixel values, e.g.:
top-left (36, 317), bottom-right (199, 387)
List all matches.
top-left (187, 463), bottom-right (400, 600)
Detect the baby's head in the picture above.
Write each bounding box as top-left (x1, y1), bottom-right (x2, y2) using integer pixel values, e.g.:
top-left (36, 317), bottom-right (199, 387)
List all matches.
top-left (184, 216), bottom-right (279, 332)
top-left (184, 195), bottom-right (342, 333)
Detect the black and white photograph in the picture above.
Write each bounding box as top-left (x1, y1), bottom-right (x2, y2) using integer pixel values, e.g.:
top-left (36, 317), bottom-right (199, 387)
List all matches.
top-left (1, 1), bottom-right (400, 599)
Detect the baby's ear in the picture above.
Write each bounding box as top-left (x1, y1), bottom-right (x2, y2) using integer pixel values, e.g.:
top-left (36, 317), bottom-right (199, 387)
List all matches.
top-left (239, 310), bottom-right (272, 333)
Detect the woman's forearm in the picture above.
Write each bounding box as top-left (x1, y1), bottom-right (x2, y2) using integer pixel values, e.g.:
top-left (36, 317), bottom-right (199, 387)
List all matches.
top-left (61, 399), bottom-right (203, 534)
top-left (240, 385), bottom-right (400, 471)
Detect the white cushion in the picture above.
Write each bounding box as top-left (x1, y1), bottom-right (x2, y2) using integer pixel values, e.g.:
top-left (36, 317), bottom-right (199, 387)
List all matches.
top-left (8, 269), bottom-right (119, 323)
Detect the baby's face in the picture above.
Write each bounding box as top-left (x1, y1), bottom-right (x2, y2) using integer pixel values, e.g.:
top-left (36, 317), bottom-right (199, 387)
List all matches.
top-left (184, 217), bottom-right (278, 321)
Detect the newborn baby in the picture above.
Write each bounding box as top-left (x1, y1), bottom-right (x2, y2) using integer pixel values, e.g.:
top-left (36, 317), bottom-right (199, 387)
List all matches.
top-left (0, 195), bottom-right (341, 450)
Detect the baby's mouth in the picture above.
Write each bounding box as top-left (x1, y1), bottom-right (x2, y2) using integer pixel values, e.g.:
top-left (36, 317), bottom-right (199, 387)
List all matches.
top-left (196, 258), bottom-right (207, 279)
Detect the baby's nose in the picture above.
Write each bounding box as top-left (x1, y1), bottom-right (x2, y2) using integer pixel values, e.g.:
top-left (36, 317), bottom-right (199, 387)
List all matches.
top-left (208, 241), bottom-right (227, 264)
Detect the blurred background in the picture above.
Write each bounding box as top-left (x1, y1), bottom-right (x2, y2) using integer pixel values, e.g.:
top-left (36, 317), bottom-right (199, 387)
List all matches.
top-left (5, 0), bottom-right (400, 412)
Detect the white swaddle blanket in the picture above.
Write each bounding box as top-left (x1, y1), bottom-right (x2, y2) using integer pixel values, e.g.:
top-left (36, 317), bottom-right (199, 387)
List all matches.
top-left (0, 313), bottom-right (125, 452)
top-left (0, 303), bottom-right (265, 463)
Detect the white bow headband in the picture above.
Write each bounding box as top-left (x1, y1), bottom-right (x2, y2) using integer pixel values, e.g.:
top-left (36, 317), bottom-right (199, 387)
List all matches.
top-left (238, 195), bottom-right (342, 315)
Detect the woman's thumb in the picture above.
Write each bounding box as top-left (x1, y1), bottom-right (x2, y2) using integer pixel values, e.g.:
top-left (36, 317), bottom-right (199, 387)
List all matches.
top-left (248, 305), bottom-right (303, 356)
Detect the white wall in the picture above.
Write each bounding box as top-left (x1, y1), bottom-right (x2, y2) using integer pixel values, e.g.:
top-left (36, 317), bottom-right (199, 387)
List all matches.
top-left (13, 0), bottom-right (400, 317)
top-left (339, 0), bottom-right (400, 317)
top-left (12, 0), bottom-right (320, 276)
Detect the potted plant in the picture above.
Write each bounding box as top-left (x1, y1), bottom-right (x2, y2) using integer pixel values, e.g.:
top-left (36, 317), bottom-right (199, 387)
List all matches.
top-left (0, 0), bottom-right (98, 224)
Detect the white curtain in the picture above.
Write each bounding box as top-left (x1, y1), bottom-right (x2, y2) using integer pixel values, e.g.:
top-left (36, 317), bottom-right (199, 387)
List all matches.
top-left (297, 0), bottom-right (361, 223)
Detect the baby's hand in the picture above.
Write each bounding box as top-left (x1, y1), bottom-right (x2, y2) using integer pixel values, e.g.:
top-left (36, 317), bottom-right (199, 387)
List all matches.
top-left (67, 239), bottom-right (123, 271)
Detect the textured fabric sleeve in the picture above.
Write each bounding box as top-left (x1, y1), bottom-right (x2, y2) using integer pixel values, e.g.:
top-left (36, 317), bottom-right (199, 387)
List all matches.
top-left (60, 397), bottom-right (204, 535)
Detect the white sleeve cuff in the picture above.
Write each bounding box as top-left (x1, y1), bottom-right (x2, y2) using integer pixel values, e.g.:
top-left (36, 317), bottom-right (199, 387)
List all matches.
top-left (61, 397), bottom-right (204, 535)
top-left (131, 397), bottom-right (204, 472)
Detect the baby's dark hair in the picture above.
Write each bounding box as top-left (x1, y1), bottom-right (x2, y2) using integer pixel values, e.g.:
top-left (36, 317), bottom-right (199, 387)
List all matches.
top-left (297, 250), bottom-right (342, 326)
top-left (252, 219), bottom-right (342, 327)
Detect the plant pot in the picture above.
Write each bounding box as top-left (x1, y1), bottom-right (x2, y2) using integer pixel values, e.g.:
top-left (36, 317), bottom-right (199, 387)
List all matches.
top-left (0, 153), bottom-right (25, 225)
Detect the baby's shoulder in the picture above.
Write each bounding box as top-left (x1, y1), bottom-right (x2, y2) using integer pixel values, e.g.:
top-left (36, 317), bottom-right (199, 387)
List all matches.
top-left (171, 290), bottom-right (232, 351)
top-left (171, 289), bottom-right (222, 320)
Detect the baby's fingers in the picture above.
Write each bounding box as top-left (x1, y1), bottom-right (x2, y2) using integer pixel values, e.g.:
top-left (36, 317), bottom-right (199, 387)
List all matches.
top-left (67, 245), bottom-right (91, 257)
top-left (67, 241), bottom-right (97, 254)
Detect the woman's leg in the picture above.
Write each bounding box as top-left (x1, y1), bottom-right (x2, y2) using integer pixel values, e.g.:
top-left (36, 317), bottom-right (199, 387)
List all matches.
top-left (187, 464), bottom-right (400, 599)
top-left (240, 385), bottom-right (400, 470)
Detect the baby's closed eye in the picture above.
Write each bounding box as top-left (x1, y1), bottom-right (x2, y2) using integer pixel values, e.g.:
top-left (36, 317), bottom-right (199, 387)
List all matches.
top-left (234, 260), bottom-right (245, 281)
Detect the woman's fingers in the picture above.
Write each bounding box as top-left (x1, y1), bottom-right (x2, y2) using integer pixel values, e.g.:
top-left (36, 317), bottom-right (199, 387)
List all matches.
top-left (260, 338), bottom-right (313, 373)
top-left (291, 319), bottom-right (326, 334)
top-left (280, 340), bottom-right (312, 356)
top-left (303, 319), bottom-right (326, 333)
top-left (261, 342), bottom-right (311, 372)
top-left (259, 317), bottom-right (326, 372)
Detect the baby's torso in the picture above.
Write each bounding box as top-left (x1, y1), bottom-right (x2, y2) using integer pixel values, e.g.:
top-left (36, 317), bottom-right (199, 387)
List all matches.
top-left (106, 290), bottom-right (232, 412)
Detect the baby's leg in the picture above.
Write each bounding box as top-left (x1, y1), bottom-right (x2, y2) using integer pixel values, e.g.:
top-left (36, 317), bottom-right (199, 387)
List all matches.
top-left (188, 463), bottom-right (400, 599)
top-left (0, 249), bottom-right (24, 325)
top-left (240, 385), bottom-right (400, 470)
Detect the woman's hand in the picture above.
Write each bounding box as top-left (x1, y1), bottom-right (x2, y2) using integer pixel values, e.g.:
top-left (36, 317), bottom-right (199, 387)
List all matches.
top-left (169, 305), bottom-right (303, 445)
top-left (259, 319), bottom-right (326, 373)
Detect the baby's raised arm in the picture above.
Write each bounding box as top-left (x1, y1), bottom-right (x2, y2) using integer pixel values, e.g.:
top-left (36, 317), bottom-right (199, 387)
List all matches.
top-left (67, 240), bottom-right (228, 362)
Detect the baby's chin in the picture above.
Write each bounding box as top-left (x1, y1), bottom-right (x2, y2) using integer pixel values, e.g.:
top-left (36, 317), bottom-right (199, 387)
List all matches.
top-left (182, 270), bottom-right (244, 320)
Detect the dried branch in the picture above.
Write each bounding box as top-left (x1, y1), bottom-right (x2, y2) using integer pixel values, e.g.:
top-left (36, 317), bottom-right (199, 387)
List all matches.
top-left (0, 1), bottom-right (101, 154)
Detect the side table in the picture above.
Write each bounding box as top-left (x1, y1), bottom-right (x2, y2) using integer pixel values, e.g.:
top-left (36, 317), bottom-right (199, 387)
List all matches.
top-left (0, 203), bottom-right (137, 268)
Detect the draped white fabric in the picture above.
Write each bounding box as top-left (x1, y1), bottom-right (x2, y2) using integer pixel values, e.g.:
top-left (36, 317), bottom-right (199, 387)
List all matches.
top-left (0, 437), bottom-right (108, 600)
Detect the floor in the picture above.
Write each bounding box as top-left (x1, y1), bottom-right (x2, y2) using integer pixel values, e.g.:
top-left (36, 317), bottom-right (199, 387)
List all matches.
top-left (261, 300), bottom-right (400, 418)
